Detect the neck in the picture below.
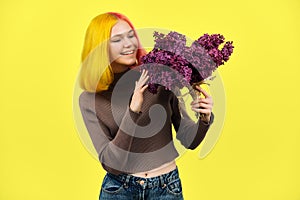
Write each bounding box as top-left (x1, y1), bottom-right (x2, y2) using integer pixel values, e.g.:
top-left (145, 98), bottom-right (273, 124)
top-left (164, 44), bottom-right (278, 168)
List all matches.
top-left (107, 67), bottom-right (133, 92)
top-left (111, 63), bottom-right (130, 73)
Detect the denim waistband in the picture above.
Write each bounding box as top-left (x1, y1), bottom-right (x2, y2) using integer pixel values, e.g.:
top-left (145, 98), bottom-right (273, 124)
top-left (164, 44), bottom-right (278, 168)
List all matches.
top-left (106, 167), bottom-right (180, 189)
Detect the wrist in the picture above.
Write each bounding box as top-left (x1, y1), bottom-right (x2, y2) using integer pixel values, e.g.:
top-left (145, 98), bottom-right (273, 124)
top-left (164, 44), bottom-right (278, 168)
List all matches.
top-left (200, 113), bottom-right (211, 124)
top-left (130, 104), bottom-right (141, 113)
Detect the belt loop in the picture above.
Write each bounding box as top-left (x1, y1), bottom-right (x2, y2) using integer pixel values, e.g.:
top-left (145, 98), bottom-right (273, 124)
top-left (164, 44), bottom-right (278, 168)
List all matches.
top-left (123, 174), bottom-right (131, 188)
top-left (160, 175), bottom-right (166, 188)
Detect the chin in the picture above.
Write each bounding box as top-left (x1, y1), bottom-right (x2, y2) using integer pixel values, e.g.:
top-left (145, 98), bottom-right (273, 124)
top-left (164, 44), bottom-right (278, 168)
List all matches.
top-left (119, 59), bottom-right (136, 66)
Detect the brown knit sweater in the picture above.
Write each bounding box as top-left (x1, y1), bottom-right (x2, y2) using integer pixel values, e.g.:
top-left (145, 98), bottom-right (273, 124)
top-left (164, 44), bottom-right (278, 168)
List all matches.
top-left (79, 68), bottom-right (214, 175)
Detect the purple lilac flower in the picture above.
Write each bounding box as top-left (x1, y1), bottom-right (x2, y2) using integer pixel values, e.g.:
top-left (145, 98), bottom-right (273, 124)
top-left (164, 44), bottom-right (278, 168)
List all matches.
top-left (140, 49), bottom-right (191, 93)
top-left (221, 41), bottom-right (234, 62)
top-left (192, 34), bottom-right (234, 68)
top-left (153, 31), bottom-right (186, 56)
top-left (182, 41), bottom-right (216, 82)
top-left (196, 34), bottom-right (225, 50)
top-left (140, 31), bottom-right (234, 94)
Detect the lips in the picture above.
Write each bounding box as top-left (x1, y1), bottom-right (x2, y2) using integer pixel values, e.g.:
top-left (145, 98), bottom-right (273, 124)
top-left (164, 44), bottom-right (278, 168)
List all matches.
top-left (121, 50), bottom-right (135, 55)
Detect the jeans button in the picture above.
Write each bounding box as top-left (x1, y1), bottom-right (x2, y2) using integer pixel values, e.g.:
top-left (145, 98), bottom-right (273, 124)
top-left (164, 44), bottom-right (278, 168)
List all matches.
top-left (139, 180), bottom-right (145, 185)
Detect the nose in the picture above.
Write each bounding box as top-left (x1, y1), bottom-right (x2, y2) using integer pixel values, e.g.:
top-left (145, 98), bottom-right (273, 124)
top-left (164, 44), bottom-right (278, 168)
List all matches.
top-left (123, 37), bottom-right (133, 48)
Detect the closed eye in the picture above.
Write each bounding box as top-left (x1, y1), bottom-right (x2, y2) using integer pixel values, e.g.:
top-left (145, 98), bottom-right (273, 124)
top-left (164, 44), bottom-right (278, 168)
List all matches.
top-left (110, 30), bottom-right (135, 42)
top-left (128, 31), bottom-right (135, 38)
top-left (128, 34), bottom-right (135, 38)
top-left (111, 39), bottom-right (121, 43)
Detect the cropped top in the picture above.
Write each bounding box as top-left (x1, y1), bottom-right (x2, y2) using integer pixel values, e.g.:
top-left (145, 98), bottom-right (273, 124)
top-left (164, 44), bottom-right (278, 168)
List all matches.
top-left (79, 68), bottom-right (214, 175)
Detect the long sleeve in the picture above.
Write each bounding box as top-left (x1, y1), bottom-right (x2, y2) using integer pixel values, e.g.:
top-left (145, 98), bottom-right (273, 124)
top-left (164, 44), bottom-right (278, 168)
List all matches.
top-left (171, 89), bottom-right (214, 150)
top-left (79, 91), bottom-right (142, 174)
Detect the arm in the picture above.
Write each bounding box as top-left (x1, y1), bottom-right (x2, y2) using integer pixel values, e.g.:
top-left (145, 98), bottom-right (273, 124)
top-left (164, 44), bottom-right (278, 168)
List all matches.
top-left (79, 92), bottom-right (141, 174)
top-left (79, 70), bottom-right (149, 174)
top-left (171, 88), bottom-right (214, 150)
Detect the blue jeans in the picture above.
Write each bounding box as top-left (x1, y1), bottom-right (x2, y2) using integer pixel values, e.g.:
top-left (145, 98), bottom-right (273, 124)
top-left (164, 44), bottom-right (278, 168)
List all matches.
top-left (99, 167), bottom-right (184, 200)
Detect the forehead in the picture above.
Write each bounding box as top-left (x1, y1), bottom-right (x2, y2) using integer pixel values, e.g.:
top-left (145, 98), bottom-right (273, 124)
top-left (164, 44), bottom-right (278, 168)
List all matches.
top-left (111, 20), bottom-right (132, 37)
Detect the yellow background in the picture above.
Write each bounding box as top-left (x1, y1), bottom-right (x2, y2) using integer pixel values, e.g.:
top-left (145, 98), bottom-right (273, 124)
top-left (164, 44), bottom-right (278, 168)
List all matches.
top-left (1, 0), bottom-right (299, 199)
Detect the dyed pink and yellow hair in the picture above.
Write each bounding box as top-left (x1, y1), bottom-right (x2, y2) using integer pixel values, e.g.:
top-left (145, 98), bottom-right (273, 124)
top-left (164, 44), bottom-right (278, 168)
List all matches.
top-left (79, 12), bottom-right (147, 93)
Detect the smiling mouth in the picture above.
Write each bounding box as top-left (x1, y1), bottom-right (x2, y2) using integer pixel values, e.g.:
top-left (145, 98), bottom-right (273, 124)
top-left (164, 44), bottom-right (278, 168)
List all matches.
top-left (121, 50), bottom-right (135, 55)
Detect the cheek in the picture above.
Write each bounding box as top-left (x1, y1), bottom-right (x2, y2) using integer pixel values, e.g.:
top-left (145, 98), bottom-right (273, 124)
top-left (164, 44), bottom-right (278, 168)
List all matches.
top-left (109, 43), bottom-right (121, 60)
top-left (131, 38), bottom-right (138, 47)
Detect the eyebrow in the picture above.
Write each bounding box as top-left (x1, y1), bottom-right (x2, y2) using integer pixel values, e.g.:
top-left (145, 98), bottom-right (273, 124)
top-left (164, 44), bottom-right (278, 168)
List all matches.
top-left (111, 30), bottom-right (134, 38)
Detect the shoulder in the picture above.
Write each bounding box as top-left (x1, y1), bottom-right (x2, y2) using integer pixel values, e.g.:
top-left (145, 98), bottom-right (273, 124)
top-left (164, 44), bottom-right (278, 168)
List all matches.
top-left (79, 91), bottom-right (106, 108)
top-left (79, 91), bottom-right (94, 104)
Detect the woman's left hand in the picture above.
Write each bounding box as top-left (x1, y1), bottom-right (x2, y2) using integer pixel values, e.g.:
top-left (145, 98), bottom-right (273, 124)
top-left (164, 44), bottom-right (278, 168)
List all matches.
top-left (190, 85), bottom-right (214, 123)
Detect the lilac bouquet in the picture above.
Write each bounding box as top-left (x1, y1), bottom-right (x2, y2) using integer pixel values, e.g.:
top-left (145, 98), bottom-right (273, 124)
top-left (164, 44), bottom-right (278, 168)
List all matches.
top-left (140, 31), bottom-right (234, 94)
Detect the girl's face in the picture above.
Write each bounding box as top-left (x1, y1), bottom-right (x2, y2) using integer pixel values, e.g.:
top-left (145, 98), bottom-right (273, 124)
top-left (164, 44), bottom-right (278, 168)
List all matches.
top-left (109, 20), bottom-right (138, 72)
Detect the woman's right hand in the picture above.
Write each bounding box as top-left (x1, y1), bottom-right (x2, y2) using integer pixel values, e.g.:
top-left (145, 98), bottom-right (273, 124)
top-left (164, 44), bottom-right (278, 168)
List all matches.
top-left (130, 69), bottom-right (149, 113)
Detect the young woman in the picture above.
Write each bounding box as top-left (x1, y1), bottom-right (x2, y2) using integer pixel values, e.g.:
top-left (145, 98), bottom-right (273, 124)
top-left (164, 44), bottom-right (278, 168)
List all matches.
top-left (79, 12), bottom-right (214, 200)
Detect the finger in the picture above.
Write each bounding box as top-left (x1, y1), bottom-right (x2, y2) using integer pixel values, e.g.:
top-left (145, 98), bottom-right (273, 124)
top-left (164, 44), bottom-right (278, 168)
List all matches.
top-left (190, 98), bottom-right (208, 105)
top-left (191, 103), bottom-right (212, 110)
top-left (137, 73), bottom-right (148, 83)
top-left (199, 98), bottom-right (212, 104)
top-left (138, 71), bottom-right (148, 83)
top-left (191, 107), bottom-right (211, 114)
top-left (140, 75), bottom-right (149, 86)
top-left (141, 69), bottom-right (148, 77)
top-left (141, 72), bottom-right (148, 81)
top-left (138, 69), bottom-right (145, 80)
top-left (140, 84), bottom-right (149, 92)
top-left (143, 70), bottom-right (148, 76)
top-left (195, 85), bottom-right (210, 98)
top-left (191, 102), bottom-right (209, 108)
top-left (140, 69), bottom-right (145, 77)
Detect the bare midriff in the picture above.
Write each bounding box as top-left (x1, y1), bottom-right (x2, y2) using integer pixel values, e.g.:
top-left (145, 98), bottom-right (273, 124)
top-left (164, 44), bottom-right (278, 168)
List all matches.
top-left (130, 160), bottom-right (177, 178)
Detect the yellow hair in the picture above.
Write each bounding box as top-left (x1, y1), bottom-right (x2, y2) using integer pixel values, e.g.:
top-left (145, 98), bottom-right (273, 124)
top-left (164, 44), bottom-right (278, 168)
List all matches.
top-left (79, 13), bottom-right (118, 93)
